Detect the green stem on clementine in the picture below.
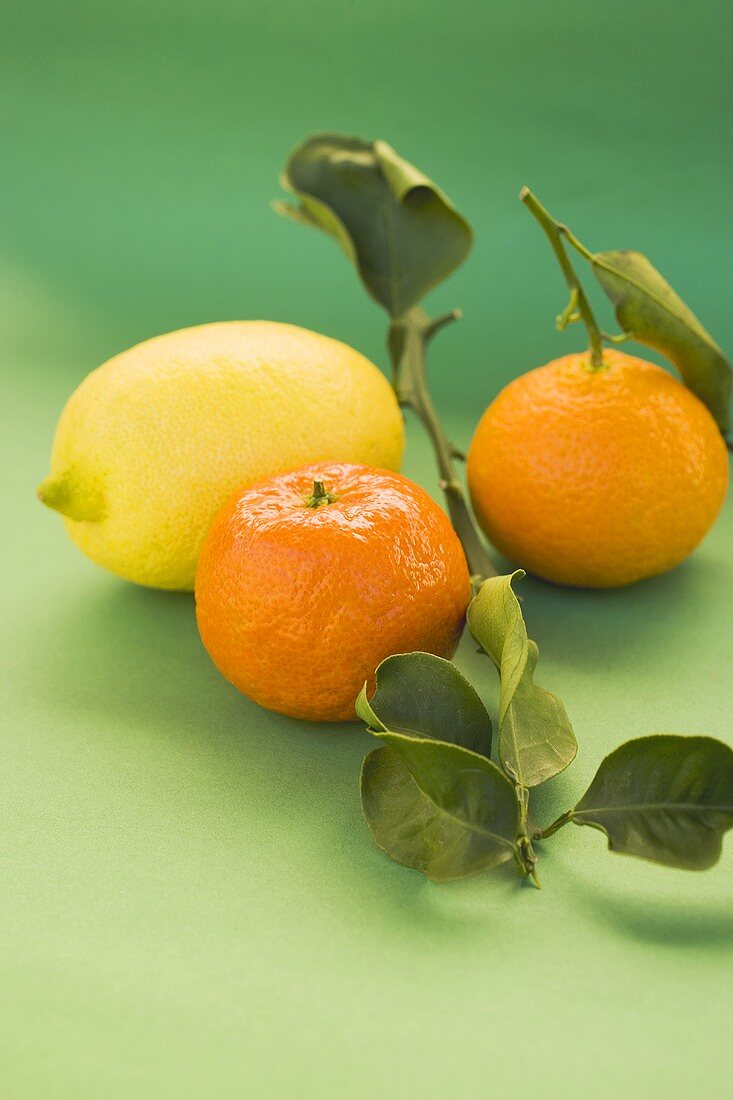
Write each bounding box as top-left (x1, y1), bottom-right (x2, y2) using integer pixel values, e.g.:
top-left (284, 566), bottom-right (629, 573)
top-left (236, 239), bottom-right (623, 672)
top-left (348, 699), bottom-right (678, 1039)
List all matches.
top-left (305, 480), bottom-right (335, 508)
top-left (520, 186), bottom-right (605, 370)
top-left (389, 307), bottom-right (498, 588)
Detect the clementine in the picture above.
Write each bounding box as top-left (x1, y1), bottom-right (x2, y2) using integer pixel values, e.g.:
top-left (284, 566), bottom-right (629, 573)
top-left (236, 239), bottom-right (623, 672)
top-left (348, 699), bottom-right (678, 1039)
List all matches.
top-left (195, 462), bottom-right (471, 721)
top-left (467, 349), bottom-right (729, 588)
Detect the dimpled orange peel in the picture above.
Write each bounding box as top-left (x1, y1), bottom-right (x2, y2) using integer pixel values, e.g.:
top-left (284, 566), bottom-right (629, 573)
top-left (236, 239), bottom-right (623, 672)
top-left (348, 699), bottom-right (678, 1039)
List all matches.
top-left (195, 462), bottom-right (471, 721)
top-left (467, 349), bottom-right (728, 588)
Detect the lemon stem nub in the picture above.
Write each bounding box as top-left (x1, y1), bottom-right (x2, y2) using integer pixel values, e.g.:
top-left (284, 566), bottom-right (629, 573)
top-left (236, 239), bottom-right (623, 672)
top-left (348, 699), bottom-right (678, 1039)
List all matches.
top-left (36, 472), bottom-right (105, 522)
top-left (305, 480), bottom-right (335, 508)
top-left (37, 475), bottom-right (70, 512)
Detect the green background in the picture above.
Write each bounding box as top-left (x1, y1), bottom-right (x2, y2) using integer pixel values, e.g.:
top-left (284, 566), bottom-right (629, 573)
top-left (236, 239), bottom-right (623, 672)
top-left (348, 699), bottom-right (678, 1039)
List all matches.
top-left (2, 2), bottom-right (732, 1097)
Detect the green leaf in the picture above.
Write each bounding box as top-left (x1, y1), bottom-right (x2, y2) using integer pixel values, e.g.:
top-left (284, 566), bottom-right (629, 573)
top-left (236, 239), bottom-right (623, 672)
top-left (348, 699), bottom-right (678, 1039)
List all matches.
top-left (275, 132), bottom-right (473, 317)
top-left (358, 652), bottom-right (492, 757)
top-left (569, 735), bottom-right (733, 869)
top-left (360, 736), bottom-right (518, 881)
top-left (591, 250), bottom-right (732, 432)
top-left (466, 572), bottom-right (577, 787)
top-left (357, 653), bottom-right (514, 880)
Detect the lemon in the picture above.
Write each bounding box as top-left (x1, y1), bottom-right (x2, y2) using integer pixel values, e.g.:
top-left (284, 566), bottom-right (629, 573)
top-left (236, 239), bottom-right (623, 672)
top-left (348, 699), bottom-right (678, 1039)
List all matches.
top-left (38, 321), bottom-right (405, 590)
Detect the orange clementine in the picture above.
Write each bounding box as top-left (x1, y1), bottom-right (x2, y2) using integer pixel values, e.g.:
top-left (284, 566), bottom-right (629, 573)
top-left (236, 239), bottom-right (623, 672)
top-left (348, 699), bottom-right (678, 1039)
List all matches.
top-left (467, 349), bottom-right (729, 588)
top-left (195, 462), bottom-right (471, 721)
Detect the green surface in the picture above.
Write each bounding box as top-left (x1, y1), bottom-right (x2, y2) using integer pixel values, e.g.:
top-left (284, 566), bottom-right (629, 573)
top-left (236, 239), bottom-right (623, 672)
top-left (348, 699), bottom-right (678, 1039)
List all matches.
top-left (2, 2), bottom-right (732, 1097)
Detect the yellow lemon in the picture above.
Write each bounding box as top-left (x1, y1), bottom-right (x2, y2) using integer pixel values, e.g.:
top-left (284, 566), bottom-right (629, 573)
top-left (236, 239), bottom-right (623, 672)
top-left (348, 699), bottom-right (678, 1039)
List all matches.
top-left (38, 321), bottom-right (404, 590)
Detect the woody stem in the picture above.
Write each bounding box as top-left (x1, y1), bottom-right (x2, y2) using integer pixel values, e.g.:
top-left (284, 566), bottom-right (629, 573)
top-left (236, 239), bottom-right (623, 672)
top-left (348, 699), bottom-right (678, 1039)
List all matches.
top-left (390, 307), bottom-right (498, 588)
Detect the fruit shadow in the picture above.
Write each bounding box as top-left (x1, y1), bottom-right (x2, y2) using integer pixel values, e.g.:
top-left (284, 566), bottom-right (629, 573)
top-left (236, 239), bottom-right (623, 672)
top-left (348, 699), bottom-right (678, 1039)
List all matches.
top-left (29, 576), bottom-right (369, 792)
top-left (489, 548), bottom-right (727, 671)
top-left (28, 579), bottom-right (522, 937)
top-left (33, 570), bottom-right (726, 945)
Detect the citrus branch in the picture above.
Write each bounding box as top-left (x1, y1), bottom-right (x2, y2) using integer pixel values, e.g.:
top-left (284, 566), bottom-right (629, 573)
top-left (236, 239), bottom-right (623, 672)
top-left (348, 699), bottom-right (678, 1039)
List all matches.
top-left (535, 810), bottom-right (573, 839)
top-left (515, 784), bottom-right (541, 887)
top-left (389, 307), bottom-right (497, 587)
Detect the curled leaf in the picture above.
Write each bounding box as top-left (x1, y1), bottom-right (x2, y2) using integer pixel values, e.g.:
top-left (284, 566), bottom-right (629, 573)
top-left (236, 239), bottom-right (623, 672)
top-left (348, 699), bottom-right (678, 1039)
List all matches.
top-left (275, 133), bottom-right (473, 317)
top-left (466, 572), bottom-right (577, 787)
top-left (570, 735), bottom-right (733, 869)
top-left (359, 652), bottom-right (491, 756)
top-left (591, 250), bottom-right (732, 432)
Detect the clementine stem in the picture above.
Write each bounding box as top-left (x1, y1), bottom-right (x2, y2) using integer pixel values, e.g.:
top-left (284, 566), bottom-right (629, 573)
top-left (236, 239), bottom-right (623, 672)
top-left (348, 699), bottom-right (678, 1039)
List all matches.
top-left (306, 480), bottom-right (334, 507)
top-left (520, 187), bottom-right (605, 369)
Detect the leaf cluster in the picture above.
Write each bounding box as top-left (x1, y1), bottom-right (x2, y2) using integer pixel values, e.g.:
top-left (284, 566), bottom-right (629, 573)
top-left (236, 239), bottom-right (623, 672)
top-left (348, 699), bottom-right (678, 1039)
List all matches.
top-left (276, 134), bottom-right (731, 434)
top-left (275, 134), bottom-right (733, 888)
top-left (358, 573), bottom-right (733, 884)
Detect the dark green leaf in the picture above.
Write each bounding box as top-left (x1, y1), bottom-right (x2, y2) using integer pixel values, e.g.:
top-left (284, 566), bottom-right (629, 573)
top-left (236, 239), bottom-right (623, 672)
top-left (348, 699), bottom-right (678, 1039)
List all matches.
top-left (275, 132), bottom-right (473, 317)
top-left (360, 734), bottom-right (518, 881)
top-left (570, 735), bottom-right (733, 869)
top-left (357, 655), bottom-right (509, 879)
top-left (591, 250), bottom-right (732, 432)
top-left (466, 572), bottom-right (577, 788)
top-left (360, 651), bottom-right (491, 756)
